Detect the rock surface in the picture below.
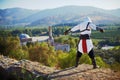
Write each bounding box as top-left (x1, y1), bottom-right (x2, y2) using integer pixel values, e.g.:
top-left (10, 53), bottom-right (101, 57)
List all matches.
top-left (49, 64), bottom-right (120, 80)
top-left (0, 55), bottom-right (120, 80)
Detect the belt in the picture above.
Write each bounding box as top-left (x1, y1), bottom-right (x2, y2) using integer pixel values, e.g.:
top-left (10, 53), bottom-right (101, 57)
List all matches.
top-left (80, 34), bottom-right (90, 39)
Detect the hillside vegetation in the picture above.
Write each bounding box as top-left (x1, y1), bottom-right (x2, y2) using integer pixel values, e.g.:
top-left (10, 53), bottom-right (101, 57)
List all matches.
top-left (0, 26), bottom-right (120, 71)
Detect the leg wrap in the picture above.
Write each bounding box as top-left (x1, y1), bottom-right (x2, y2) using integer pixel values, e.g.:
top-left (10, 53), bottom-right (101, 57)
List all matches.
top-left (88, 49), bottom-right (97, 69)
top-left (75, 51), bottom-right (82, 67)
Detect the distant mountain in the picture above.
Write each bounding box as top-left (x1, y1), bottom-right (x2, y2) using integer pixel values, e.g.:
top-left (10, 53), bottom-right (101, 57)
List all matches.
top-left (0, 8), bottom-right (39, 25)
top-left (28, 6), bottom-right (120, 26)
top-left (108, 9), bottom-right (120, 17)
top-left (0, 6), bottom-right (120, 27)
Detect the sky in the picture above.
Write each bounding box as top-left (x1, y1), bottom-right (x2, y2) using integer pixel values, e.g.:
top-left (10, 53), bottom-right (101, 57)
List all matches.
top-left (0, 0), bottom-right (120, 10)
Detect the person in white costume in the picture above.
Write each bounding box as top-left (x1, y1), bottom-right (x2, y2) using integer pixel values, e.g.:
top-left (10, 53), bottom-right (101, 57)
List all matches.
top-left (64, 17), bottom-right (104, 68)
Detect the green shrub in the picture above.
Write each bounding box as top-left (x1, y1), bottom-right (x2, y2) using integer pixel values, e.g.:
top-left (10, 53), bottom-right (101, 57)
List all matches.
top-left (9, 49), bottom-right (29, 60)
top-left (79, 54), bottom-right (91, 65)
top-left (110, 62), bottom-right (120, 71)
top-left (95, 56), bottom-right (107, 67)
top-left (57, 50), bottom-right (69, 69)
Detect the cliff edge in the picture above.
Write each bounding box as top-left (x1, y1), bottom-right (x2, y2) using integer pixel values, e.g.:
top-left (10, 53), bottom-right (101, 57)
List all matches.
top-left (0, 55), bottom-right (120, 80)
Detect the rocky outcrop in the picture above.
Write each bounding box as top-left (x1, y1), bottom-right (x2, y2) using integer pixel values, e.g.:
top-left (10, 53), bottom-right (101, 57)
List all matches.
top-left (0, 55), bottom-right (55, 80)
top-left (0, 55), bottom-right (120, 80)
top-left (49, 64), bottom-right (120, 80)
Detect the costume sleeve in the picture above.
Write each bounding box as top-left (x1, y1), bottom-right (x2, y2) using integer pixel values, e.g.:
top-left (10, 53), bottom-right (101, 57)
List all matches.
top-left (70, 25), bottom-right (80, 32)
top-left (89, 23), bottom-right (97, 30)
top-left (89, 23), bottom-right (104, 33)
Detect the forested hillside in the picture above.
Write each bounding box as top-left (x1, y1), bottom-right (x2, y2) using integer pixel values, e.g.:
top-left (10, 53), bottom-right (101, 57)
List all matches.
top-left (0, 6), bottom-right (120, 26)
top-left (0, 26), bottom-right (120, 71)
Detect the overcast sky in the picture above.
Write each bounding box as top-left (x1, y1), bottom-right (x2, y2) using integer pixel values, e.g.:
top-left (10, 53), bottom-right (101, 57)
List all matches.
top-left (0, 0), bottom-right (120, 10)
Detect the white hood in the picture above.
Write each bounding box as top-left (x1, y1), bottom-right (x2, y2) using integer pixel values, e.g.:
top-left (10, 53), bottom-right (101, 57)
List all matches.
top-left (84, 17), bottom-right (92, 23)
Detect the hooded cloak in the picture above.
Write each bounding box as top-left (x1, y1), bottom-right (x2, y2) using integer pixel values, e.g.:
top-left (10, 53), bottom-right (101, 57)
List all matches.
top-left (70, 17), bottom-right (97, 53)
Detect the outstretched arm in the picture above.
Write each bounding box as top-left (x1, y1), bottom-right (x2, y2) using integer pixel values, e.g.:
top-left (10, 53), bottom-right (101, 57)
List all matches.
top-left (64, 25), bottom-right (80, 35)
top-left (89, 23), bottom-right (104, 33)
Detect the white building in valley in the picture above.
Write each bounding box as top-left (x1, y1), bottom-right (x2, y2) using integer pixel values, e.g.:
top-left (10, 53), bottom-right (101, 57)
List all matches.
top-left (101, 45), bottom-right (114, 50)
top-left (19, 26), bottom-right (70, 52)
top-left (19, 33), bottom-right (49, 45)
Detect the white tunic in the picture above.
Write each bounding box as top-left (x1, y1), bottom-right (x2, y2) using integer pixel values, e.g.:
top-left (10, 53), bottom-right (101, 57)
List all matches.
top-left (70, 17), bottom-right (97, 54)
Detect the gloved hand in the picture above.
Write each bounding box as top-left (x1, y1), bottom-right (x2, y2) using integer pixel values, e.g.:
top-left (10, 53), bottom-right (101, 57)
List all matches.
top-left (100, 29), bottom-right (104, 33)
top-left (64, 28), bottom-right (71, 35)
top-left (96, 27), bottom-right (104, 33)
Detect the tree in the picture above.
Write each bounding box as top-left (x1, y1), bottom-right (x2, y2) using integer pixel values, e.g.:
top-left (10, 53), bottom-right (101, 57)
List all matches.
top-left (25, 41), bottom-right (58, 67)
top-left (0, 36), bottom-right (21, 56)
top-left (9, 49), bottom-right (29, 60)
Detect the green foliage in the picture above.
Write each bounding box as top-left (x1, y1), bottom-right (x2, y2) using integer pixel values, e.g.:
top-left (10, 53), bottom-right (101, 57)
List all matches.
top-left (92, 39), bottom-right (103, 47)
top-left (55, 36), bottom-right (79, 48)
top-left (10, 68), bottom-right (34, 80)
top-left (57, 50), bottom-right (69, 69)
top-left (0, 35), bottom-right (113, 70)
top-left (0, 30), bottom-right (11, 37)
top-left (93, 30), bottom-right (120, 46)
top-left (1, 26), bottom-right (120, 70)
top-left (0, 36), bottom-right (20, 56)
top-left (110, 62), bottom-right (120, 71)
top-left (29, 42), bottom-right (49, 65)
top-left (9, 49), bottom-right (29, 60)
top-left (92, 29), bottom-right (120, 39)
top-left (0, 36), bottom-right (29, 60)
top-left (53, 26), bottom-right (69, 36)
top-left (67, 48), bottom-right (76, 67)
top-left (29, 42), bottom-right (58, 67)
top-left (95, 56), bottom-right (107, 67)
top-left (79, 54), bottom-right (91, 65)
top-left (56, 48), bottom-right (76, 69)
top-left (112, 46), bottom-right (120, 63)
